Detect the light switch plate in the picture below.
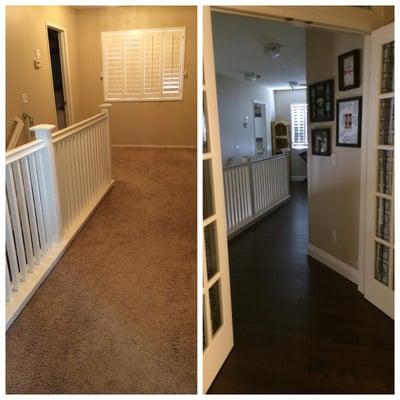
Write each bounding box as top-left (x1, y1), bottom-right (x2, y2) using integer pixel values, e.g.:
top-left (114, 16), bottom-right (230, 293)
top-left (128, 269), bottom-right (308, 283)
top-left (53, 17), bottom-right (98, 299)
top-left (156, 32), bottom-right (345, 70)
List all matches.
top-left (22, 93), bottom-right (28, 104)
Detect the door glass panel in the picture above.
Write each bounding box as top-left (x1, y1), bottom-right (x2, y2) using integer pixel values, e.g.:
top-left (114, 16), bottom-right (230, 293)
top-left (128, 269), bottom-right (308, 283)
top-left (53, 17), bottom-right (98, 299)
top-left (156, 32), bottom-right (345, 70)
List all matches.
top-left (203, 159), bottom-right (214, 219)
top-left (375, 242), bottom-right (390, 286)
top-left (209, 279), bottom-right (222, 335)
top-left (376, 197), bottom-right (391, 241)
top-left (377, 150), bottom-right (393, 195)
top-left (204, 221), bottom-right (219, 280)
top-left (379, 98), bottom-right (394, 145)
top-left (203, 93), bottom-right (210, 153)
top-left (381, 41), bottom-right (394, 93)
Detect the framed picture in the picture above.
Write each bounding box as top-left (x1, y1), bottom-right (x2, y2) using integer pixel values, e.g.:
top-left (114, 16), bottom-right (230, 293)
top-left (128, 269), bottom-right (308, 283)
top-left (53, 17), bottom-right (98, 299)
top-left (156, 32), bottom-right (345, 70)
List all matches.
top-left (338, 49), bottom-right (360, 91)
top-left (308, 79), bottom-right (334, 122)
top-left (336, 96), bottom-right (362, 147)
top-left (312, 128), bottom-right (331, 156)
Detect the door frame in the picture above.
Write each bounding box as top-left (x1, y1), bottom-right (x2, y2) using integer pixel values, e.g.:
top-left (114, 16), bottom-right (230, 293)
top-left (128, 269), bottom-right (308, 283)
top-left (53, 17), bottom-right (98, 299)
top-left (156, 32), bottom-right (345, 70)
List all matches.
top-left (45, 22), bottom-right (74, 129)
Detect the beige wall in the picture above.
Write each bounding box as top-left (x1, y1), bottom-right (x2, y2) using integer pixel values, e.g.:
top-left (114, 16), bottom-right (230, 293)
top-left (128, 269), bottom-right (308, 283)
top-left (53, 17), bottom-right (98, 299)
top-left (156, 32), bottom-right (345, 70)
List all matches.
top-left (75, 6), bottom-right (197, 146)
top-left (306, 28), bottom-right (364, 269)
top-left (6, 6), bottom-right (83, 144)
top-left (6, 6), bottom-right (196, 147)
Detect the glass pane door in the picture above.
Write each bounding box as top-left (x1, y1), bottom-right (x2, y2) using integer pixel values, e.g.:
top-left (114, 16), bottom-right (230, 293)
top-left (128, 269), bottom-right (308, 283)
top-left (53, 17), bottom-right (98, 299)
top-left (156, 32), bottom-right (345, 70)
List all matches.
top-left (202, 6), bottom-right (234, 393)
top-left (364, 23), bottom-right (394, 318)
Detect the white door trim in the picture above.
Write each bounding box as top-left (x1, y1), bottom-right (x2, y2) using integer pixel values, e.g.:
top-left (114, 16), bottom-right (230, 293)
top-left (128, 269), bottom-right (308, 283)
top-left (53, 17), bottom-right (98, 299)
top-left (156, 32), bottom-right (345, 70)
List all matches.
top-left (357, 34), bottom-right (371, 295)
top-left (45, 22), bottom-right (74, 128)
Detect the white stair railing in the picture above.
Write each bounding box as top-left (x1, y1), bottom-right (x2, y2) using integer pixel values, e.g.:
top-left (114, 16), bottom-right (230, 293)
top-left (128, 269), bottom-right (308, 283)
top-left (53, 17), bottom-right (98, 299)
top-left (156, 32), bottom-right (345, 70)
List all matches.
top-left (6, 117), bottom-right (24, 150)
top-left (5, 104), bottom-right (114, 329)
top-left (223, 152), bottom-right (290, 236)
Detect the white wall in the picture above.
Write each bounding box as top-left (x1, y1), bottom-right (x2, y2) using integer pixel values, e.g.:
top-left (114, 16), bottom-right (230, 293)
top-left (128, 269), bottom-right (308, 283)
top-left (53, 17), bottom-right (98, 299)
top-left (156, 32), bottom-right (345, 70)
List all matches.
top-left (274, 89), bottom-right (307, 179)
top-left (306, 28), bottom-right (364, 270)
top-left (216, 73), bottom-right (275, 164)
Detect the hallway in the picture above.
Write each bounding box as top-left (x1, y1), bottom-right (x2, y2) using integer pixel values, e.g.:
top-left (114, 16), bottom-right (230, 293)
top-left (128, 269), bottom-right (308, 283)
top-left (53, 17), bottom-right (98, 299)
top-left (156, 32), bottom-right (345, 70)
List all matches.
top-left (208, 183), bottom-right (394, 394)
top-left (6, 148), bottom-right (196, 394)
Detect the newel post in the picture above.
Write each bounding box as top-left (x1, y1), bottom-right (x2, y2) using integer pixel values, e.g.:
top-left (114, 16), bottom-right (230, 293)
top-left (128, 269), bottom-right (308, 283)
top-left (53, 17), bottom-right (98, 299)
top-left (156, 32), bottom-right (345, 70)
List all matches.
top-left (30, 124), bottom-right (62, 243)
top-left (99, 103), bottom-right (112, 180)
top-left (282, 148), bottom-right (291, 195)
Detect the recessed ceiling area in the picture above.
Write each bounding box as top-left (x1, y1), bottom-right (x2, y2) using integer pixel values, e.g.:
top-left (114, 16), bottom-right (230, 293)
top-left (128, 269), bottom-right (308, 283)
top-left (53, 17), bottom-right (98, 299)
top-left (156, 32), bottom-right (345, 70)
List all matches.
top-left (212, 12), bottom-right (306, 90)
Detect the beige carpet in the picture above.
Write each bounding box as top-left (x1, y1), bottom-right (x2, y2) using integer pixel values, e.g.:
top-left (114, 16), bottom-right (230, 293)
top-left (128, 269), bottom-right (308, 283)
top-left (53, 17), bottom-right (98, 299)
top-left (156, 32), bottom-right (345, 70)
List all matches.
top-left (6, 148), bottom-right (196, 394)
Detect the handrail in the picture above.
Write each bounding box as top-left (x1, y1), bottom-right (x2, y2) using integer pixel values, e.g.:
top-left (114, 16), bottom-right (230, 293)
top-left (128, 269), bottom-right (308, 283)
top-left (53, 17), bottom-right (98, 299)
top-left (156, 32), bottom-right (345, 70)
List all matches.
top-left (223, 153), bottom-right (286, 171)
top-left (52, 112), bottom-right (106, 143)
top-left (6, 117), bottom-right (24, 151)
top-left (6, 139), bottom-right (46, 165)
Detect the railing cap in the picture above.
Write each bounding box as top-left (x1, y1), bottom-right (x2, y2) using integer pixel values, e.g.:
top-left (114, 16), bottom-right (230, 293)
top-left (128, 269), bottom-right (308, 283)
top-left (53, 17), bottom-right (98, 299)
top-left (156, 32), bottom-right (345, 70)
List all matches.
top-left (29, 124), bottom-right (56, 132)
top-left (99, 103), bottom-right (112, 109)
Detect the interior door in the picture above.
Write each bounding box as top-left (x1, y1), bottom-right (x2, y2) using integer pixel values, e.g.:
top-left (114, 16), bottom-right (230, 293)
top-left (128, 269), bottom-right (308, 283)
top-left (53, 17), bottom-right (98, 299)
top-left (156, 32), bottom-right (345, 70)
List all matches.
top-left (364, 22), bottom-right (394, 318)
top-left (203, 6), bottom-right (234, 393)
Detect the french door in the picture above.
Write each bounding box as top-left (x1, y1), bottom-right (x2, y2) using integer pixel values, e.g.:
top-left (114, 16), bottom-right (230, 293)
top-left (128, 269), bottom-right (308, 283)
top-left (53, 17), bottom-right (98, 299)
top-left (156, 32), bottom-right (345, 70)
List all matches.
top-left (364, 23), bottom-right (394, 318)
top-left (202, 6), bottom-right (234, 393)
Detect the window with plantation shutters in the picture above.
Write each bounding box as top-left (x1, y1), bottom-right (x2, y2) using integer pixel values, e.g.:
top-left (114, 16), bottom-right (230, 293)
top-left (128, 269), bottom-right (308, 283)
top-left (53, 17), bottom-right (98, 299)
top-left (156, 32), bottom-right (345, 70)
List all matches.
top-left (102, 27), bottom-right (185, 101)
top-left (290, 103), bottom-right (308, 148)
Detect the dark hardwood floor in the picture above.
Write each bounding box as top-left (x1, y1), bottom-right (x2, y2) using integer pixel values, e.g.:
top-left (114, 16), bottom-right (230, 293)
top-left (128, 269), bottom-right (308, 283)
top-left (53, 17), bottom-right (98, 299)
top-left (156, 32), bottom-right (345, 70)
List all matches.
top-left (208, 182), bottom-right (394, 394)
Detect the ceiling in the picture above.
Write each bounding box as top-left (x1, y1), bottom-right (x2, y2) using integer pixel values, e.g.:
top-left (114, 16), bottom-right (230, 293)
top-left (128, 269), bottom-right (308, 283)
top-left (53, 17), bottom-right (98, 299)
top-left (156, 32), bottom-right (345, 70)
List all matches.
top-left (212, 12), bottom-right (307, 90)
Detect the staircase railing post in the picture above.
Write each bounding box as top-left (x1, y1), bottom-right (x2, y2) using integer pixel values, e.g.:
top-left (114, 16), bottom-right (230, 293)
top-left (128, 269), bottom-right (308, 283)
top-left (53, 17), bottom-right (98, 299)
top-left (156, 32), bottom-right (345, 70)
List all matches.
top-left (30, 124), bottom-right (62, 243)
top-left (282, 149), bottom-right (291, 195)
top-left (99, 103), bottom-right (112, 180)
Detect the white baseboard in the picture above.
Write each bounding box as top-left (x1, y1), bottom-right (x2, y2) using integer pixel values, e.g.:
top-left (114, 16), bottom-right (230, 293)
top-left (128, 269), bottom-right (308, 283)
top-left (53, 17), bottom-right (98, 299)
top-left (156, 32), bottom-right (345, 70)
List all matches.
top-left (291, 175), bottom-right (307, 181)
top-left (308, 243), bottom-right (358, 284)
top-left (112, 144), bottom-right (196, 149)
top-left (6, 180), bottom-right (115, 330)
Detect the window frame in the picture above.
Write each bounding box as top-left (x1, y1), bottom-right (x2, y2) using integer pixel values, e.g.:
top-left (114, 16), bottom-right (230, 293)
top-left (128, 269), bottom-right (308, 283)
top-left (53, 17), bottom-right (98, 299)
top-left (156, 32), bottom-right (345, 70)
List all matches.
top-left (290, 103), bottom-right (308, 149)
top-left (101, 26), bottom-right (186, 102)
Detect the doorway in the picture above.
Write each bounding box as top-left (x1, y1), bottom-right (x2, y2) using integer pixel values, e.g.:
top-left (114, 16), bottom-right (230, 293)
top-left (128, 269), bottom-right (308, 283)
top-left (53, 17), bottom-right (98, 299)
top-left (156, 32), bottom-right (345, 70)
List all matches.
top-left (253, 100), bottom-right (271, 158)
top-left (47, 24), bottom-right (72, 130)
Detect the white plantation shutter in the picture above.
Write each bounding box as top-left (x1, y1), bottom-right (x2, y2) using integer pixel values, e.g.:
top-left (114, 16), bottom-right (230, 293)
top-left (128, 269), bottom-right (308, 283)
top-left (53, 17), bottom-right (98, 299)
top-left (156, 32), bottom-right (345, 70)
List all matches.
top-left (103, 33), bottom-right (125, 98)
top-left (102, 27), bottom-right (185, 101)
top-left (163, 30), bottom-right (184, 96)
top-left (290, 103), bottom-right (308, 147)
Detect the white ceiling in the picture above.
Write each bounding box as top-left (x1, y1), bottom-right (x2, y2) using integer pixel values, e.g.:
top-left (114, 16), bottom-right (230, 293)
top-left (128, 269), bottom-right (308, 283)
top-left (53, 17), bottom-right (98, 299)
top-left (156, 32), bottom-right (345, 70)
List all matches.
top-left (212, 12), bottom-right (307, 90)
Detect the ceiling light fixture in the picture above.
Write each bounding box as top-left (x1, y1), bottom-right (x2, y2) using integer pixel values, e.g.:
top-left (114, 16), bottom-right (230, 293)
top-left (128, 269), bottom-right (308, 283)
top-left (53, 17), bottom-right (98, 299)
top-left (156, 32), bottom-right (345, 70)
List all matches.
top-left (243, 72), bottom-right (261, 81)
top-left (263, 43), bottom-right (282, 59)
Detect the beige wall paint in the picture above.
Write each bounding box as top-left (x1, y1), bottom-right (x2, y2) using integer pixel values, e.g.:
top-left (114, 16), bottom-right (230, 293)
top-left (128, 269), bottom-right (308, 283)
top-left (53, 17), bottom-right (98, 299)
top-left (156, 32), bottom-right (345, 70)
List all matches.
top-left (6, 6), bottom-right (83, 144)
top-left (75, 6), bottom-right (197, 146)
top-left (306, 28), bottom-right (364, 269)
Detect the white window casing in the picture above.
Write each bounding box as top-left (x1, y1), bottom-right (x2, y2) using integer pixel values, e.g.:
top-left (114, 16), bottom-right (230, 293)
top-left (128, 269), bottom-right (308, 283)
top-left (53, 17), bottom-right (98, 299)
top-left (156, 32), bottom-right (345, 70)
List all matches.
top-left (102, 27), bottom-right (185, 102)
top-left (290, 103), bottom-right (308, 148)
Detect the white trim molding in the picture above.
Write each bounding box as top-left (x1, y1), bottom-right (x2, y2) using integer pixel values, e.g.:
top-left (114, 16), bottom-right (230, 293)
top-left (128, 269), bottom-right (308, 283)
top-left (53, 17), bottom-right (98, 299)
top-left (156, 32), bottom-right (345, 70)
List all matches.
top-left (112, 144), bottom-right (196, 149)
top-left (308, 243), bottom-right (358, 285)
top-left (291, 175), bottom-right (307, 181)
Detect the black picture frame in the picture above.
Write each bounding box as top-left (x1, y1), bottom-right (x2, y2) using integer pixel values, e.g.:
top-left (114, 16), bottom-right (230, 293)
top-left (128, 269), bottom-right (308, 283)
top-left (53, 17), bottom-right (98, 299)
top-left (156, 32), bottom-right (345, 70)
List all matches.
top-left (308, 79), bottom-right (334, 123)
top-left (338, 49), bottom-right (360, 91)
top-left (336, 96), bottom-right (362, 148)
top-left (312, 128), bottom-right (331, 156)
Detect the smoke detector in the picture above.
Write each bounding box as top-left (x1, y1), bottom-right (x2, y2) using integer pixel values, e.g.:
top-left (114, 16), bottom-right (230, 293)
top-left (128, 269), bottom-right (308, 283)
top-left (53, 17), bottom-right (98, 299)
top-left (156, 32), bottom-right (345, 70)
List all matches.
top-left (243, 72), bottom-right (261, 81)
top-left (263, 43), bottom-right (282, 58)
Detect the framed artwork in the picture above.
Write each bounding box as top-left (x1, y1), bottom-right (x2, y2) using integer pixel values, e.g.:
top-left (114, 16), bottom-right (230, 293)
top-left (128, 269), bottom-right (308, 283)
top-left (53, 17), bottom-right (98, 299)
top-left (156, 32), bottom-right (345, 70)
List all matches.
top-left (312, 128), bottom-right (331, 156)
top-left (308, 79), bottom-right (334, 122)
top-left (338, 49), bottom-right (360, 91)
top-left (336, 96), bottom-right (362, 147)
